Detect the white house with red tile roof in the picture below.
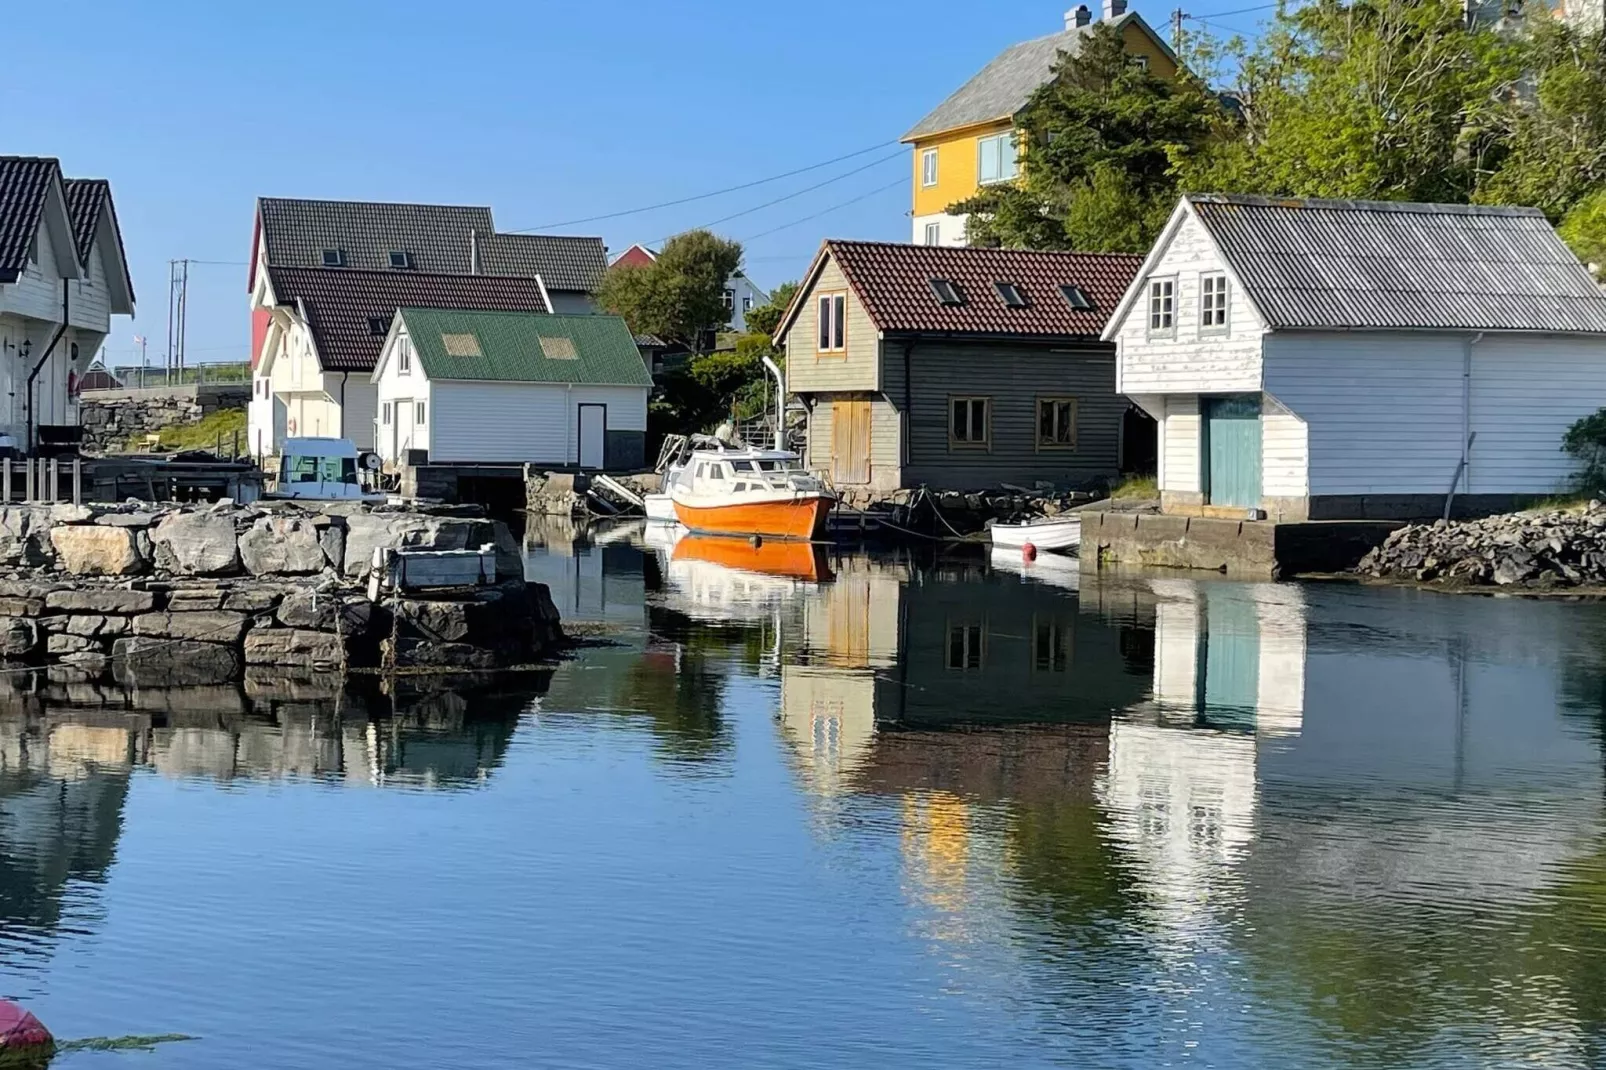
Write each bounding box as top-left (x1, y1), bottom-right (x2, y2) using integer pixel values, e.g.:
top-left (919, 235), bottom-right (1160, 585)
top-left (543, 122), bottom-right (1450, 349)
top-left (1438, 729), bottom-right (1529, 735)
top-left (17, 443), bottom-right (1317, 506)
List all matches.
top-left (610, 244), bottom-right (770, 333)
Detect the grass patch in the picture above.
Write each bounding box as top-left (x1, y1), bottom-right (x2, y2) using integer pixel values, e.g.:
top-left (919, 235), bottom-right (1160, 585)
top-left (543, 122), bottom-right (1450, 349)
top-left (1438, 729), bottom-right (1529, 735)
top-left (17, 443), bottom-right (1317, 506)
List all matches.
top-left (127, 407), bottom-right (246, 454)
top-left (1111, 474), bottom-right (1158, 499)
top-left (58, 1034), bottom-right (198, 1053)
top-left (1523, 493), bottom-right (1594, 514)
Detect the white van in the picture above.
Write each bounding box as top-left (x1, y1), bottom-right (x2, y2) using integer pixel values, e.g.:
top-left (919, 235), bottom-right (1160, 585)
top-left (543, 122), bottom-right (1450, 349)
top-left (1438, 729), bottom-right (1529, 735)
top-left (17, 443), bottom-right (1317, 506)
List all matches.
top-left (271, 437), bottom-right (385, 501)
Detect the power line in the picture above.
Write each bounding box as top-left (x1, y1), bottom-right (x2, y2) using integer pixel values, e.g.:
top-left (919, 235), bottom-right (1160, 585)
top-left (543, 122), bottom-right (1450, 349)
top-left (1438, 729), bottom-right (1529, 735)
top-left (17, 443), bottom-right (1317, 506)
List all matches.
top-left (508, 140), bottom-right (901, 232)
top-left (651, 150), bottom-right (906, 246)
top-left (741, 177), bottom-right (906, 243)
top-left (1190, 1), bottom-right (1280, 16)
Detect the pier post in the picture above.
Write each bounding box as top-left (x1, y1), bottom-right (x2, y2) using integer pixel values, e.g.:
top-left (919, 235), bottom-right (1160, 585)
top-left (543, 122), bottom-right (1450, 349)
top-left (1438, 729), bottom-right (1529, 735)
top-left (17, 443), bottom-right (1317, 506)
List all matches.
top-left (24, 459), bottom-right (33, 503)
top-left (48, 459), bottom-right (57, 504)
top-left (3, 458), bottom-right (10, 504)
top-left (71, 459), bottom-right (81, 505)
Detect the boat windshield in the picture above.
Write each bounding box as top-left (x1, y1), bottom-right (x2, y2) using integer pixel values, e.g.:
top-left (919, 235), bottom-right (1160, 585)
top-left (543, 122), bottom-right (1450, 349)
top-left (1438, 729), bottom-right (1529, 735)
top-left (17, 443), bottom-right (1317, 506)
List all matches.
top-left (281, 455), bottom-right (359, 485)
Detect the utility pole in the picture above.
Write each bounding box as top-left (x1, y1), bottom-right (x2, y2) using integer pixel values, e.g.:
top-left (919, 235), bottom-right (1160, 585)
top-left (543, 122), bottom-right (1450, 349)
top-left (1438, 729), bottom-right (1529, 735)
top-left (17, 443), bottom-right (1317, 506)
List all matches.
top-left (1172, 7), bottom-right (1188, 53)
top-left (166, 259), bottom-right (190, 383)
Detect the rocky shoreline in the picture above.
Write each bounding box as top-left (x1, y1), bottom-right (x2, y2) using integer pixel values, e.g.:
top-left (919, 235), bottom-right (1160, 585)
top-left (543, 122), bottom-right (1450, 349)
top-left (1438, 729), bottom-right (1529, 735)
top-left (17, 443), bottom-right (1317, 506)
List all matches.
top-left (1355, 504), bottom-right (1606, 591)
top-left (0, 500), bottom-right (562, 677)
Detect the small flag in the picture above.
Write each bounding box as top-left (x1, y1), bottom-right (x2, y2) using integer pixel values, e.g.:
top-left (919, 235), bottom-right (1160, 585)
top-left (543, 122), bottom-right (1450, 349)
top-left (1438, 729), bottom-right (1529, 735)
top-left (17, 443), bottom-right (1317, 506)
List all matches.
top-left (132, 334), bottom-right (146, 345)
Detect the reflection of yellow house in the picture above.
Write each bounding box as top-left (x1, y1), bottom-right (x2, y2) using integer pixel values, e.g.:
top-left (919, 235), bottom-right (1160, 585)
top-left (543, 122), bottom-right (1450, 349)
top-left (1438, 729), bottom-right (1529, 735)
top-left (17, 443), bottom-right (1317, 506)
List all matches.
top-left (902, 1), bottom-right (1178, 247)
top-left (779, 559), bottom-right (905, 794)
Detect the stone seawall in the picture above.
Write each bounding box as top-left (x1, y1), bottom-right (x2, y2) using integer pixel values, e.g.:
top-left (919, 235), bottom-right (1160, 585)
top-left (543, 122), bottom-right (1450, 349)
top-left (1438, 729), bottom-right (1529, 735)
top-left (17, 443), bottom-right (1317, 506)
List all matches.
top-left (0, 500), bottom-right (561, 675)
top-left (78, 385), bottom-right (249, 453)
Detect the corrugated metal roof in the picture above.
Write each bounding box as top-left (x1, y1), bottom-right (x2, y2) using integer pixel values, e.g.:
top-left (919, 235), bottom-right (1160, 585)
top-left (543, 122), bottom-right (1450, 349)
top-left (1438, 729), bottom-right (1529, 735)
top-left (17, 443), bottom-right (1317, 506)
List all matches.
top-left (1188, 194), bottom-right (1606, 333)
top-left (398, 309), bottom-right (652, 386)
top-left (803, 240), bottom-right (1140, 340)
top-left (267, 267), bottom-right (552, 372)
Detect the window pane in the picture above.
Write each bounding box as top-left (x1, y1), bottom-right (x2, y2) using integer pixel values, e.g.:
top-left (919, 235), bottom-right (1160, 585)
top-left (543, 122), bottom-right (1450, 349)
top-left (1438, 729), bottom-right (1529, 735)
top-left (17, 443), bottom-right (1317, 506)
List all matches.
top-left (1058, 402), bottom-right (1073, 443)
top-left (979, 137), bottom-right (999, 183)
top-left (1039, 400), bottom-right (1053, 442)
top-left (832, 295), bottom-right (846, 349)
top-left (818, 296), bottom-right (831, 349)
top-left (952, 400), bottom-right (965, 439)
top-left (1000, 135), bottom-right (1018, 180)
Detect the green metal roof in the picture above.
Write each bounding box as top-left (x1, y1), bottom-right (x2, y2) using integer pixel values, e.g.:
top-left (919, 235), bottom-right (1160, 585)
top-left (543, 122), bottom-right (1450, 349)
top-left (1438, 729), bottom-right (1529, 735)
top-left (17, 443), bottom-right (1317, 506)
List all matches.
top-left (395, 309), bottom-right (652, 386)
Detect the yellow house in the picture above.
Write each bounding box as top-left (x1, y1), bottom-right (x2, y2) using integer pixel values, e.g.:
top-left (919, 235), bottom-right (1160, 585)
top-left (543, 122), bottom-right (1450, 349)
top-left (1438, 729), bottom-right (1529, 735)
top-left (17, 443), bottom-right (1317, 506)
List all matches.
top-left (902, 1), bottom-right (1179, 247)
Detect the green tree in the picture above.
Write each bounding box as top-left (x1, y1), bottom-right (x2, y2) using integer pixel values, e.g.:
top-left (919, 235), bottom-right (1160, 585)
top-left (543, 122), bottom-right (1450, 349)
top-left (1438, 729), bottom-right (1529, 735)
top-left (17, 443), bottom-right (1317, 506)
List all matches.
top-left (1199, 0), bottom-right (1519, 203)
top-left (950, 23), bottom-right (1227, 252)
top-left (743, 280), bottom-right (799, 338)
top-left (1478, 21), bottom-right (1606, 217)
top-left (1560, 187), bottom-right (1606, 276)
top-left (597, 229), bottom-right (743, 347)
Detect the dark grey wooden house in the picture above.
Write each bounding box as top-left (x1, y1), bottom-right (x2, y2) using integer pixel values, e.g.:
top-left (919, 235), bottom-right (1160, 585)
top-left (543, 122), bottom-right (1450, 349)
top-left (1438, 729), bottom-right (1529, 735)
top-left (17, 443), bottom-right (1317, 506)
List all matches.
top-left (773, 240), bottom-right (1142, 495)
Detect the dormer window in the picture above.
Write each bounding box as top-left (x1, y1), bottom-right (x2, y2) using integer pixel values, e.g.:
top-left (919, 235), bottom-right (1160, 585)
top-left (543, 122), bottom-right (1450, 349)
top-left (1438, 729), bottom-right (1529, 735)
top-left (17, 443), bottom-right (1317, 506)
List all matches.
top-left (929, 278), bottom-right (965, 306)
top-left (367, 316), bottom-right (391, 336)
top-left (27, 233), bottom-right (38, 266)
top-left (389, 250), bottom-right (414, 270)
top-left (994, 282), bottom-right (1028, 308)
top-left (1060, 285), bottom-right (1094, 311)
top-left (321, 248), bottom-right (346, 267)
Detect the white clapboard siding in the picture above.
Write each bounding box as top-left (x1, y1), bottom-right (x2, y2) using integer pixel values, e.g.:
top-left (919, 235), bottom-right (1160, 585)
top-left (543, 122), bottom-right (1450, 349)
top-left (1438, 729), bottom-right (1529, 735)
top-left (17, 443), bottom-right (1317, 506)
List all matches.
top-left (1115, 210), bottom-right (1264, 395)
top-left (1468, 336), bottom-right (1606, 495)
top-left (338, 379), bottom-right (380, 451)
top-left (1263, 332), bottom-right (1466, 496)
top-left (1261, 396), bottom-right (1309, 498)
top-left (68, 226), bottom-right (112, 333)
top-left (1, 213), bottom-right (71, 323)
top-left (1161, 395), bottom-right (1200, 493)
top-left (570, 386), bottom-right (648, 432)
top-left (430, 383), bottom-right (567, 464)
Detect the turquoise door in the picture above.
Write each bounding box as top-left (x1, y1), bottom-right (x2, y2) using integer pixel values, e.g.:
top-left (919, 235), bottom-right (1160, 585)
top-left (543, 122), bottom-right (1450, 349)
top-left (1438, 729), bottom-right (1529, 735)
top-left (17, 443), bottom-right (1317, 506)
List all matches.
top-left (1196, 588), bottom-right (1260, 731)
top-left (1203, 394), bottom-right (1262, 509)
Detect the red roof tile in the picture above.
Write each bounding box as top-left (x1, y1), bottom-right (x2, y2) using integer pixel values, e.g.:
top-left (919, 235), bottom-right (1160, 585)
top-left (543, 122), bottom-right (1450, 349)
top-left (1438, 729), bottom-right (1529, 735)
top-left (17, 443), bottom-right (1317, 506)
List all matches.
top-left (266, 267), bottom-right (552, 372)
top-left (799, 240), bottom-right (1142, 340)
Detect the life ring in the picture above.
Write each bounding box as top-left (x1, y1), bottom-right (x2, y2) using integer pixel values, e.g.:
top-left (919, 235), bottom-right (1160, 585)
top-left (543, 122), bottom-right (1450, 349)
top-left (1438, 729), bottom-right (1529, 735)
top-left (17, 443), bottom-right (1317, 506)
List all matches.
top-left (287, 418), bottom-right (297, 434)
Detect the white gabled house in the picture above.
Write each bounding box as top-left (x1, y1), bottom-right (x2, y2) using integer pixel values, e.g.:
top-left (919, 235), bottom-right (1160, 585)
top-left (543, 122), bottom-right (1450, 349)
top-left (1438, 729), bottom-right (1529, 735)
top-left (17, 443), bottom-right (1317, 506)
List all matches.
top-left (370, 309), bottom-right (651, 469)
top-left (1103, 194), bottom-right (1606, 521)
top-left (0, 158), bottom-right (135, 450)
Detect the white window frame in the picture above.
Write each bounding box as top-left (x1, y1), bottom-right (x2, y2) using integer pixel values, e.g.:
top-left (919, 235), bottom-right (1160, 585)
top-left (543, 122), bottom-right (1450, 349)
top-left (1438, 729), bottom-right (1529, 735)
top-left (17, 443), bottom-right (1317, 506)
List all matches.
top-left (1199, 273), bottom-right (1230, 335)
top-left (1147, 277), bottom-right (1177, 338)
top-left (722, 288), bottom-right (735, 312)
top-left (415, 400), bottom-right (427, 425)
top-left (977, 133), bottom-right (1018, 185)
top-left (381, 402), bottom-right (393, 425)
top-left (397, 336), bottom-right (412, 374)
top-left (817, 292), bottom-right (846, 353)
top-left (921, 148), bottom-right (939, 188)
top-left (924, 222), bottom-right (942, 246)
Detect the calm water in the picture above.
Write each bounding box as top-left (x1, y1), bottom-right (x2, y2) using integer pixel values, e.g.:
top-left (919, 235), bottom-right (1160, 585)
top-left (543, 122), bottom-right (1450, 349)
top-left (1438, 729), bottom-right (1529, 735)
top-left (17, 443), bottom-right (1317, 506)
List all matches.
top-left (6, 519), bottom-right (1606, 1067)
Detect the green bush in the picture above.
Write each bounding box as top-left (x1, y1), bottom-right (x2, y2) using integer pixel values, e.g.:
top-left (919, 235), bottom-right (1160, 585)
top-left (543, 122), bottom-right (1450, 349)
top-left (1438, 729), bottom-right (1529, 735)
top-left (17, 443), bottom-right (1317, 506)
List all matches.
top-left (1562, 407), bottom-right (1606, 495)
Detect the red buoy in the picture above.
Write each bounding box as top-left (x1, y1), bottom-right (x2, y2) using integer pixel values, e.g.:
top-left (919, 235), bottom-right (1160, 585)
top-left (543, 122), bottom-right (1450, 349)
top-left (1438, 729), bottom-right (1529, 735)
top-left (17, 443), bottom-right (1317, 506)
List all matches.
top-left (1022, 542), bottom-right (1038, 562)
top-left (0, 1001), bottom-right (51, 1053)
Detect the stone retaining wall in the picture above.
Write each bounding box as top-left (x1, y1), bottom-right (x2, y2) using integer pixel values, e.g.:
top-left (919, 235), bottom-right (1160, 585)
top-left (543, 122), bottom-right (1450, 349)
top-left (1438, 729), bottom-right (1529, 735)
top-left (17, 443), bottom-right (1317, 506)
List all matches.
top-left (78, 385), bottom-right (249, 453)
top-left (0, 500), bottom-right (561, 674)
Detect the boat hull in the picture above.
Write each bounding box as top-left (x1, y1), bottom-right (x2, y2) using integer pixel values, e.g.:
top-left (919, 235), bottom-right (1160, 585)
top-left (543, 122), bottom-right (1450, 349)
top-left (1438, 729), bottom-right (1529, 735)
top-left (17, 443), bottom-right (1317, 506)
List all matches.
top-left (672, 495), bottom-right (832, 540)
top-left (990, 516), bottom-right (1081, 552)
top-left (643, 493), bottom-right (677, 522)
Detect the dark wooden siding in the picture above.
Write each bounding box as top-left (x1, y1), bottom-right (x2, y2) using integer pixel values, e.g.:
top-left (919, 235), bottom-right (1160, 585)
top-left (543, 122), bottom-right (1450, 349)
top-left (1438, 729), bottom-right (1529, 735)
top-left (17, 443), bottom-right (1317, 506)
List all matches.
top-left (882, 339), bottom-right (1123, 491)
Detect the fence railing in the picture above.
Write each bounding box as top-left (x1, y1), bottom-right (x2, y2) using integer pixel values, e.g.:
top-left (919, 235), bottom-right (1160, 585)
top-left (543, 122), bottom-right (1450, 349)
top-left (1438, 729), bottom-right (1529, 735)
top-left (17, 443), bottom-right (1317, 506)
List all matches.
top-left (108, 363), bottom-right (252, 388)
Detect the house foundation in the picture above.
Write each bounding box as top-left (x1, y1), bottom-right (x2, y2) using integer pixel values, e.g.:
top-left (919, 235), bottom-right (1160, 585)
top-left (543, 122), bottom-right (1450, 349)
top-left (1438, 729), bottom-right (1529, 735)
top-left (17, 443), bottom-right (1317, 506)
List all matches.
top-left (1080, 510), bottom-right (1401, 580)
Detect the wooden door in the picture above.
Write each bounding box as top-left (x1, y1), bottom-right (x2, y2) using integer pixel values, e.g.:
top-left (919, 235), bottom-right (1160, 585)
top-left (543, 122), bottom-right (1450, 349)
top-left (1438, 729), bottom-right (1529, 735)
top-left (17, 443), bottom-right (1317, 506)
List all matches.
top-left (1203, 394), bottom-right (1262, 509)
top-left (578, 404), bottom-right (606, 469)
top-left (831, 400), bottom-right (871, 485)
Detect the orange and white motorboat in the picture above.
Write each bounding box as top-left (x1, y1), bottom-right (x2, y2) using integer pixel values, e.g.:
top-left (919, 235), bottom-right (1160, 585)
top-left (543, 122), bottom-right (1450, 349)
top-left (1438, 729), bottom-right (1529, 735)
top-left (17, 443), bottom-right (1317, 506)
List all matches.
top-left (669, 446), bottom-right (834, 540)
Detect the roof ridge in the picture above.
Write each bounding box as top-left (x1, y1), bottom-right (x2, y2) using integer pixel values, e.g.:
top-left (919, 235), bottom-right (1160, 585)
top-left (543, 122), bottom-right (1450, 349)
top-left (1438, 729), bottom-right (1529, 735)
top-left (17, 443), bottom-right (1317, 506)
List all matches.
top-left (825, 238), bottom-right (1143, 259)
top-left (1187, 192), bottom-right (1546, 218)
top-left (258, 195), bottom-right (494, 213)
top-left (268, 264), bottom-right (549, 281)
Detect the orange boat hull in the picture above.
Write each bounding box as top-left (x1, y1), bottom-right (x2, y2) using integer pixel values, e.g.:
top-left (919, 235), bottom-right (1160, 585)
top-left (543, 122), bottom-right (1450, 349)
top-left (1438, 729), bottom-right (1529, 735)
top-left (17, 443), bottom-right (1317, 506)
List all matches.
top-left (672, 496), bottom-right (831, 540)
top-left (672, 535), bottom-right (833, 582)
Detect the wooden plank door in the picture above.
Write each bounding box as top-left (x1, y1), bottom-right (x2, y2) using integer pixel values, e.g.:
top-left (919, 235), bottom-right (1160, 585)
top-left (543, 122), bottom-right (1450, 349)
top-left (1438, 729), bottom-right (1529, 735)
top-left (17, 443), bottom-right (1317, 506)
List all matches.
top-left (831, 400), bottom-right (871, 485)
top-left (1203, 394), bottom-right (1262, 509)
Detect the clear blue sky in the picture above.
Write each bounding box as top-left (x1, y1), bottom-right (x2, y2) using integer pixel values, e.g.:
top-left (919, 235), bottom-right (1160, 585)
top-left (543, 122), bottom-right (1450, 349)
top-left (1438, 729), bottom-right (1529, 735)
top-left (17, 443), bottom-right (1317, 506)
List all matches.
top-left (1, 0), bottom-right (1267, 369)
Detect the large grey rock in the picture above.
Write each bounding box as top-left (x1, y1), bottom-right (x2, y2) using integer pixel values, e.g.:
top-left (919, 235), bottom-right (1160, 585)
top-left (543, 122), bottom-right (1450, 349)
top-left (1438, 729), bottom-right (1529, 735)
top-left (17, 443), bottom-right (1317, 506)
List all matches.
top-left (243, 629), bottom-right (346, 670)
top-left (49, 525), bottom-right (143, 576)
top-left (49, 504), bottom-right (93, 525)
top-left (239, 516), bottom-right (326, 576)
top-left (111, 637), bottom-right (240, 686)
top-left (0, 617), bottom-right (38, 658)
top-left (150, 512), bottom-right (240, 575)
top-left (341, 514), bottom-right (484, 578)
top-left (62, 614), bottom-right (128, 639)
top-left (222, 588), bottom-right (283, 613)
top-left (386, 637), bottom-right (500, 670)
top-left (319, 524), bottom-right (346, 572)
top-left (275, 590), bottom-right (373, 634)
top-left (45, 588), bottom-right (158, 614)
top-left (93, 510), bottom-right (161, 529)
top-left (47, 632), bottom-right (102, 655)
top-left (132, 610), bottom-right (248, 644)
top-left (0, 596), bottom-right (45, 617)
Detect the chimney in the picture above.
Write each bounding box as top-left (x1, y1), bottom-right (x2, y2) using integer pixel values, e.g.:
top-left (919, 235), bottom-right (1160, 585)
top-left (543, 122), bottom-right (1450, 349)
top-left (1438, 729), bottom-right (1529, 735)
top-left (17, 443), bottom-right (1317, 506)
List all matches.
top-left (470, 229), bottom-right (482, 275)
top-left (1066, 4), bottom-right (1092, 27)
top-left (1102, 0), bottom-right (1127, 19)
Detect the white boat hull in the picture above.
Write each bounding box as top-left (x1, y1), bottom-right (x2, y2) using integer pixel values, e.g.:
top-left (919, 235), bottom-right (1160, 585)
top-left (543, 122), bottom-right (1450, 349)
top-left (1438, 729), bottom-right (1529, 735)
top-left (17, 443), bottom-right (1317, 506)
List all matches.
top-left (990, 515), bottom-right (1081, 553)
top-left (644, 493), bottom-right (677, 522)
